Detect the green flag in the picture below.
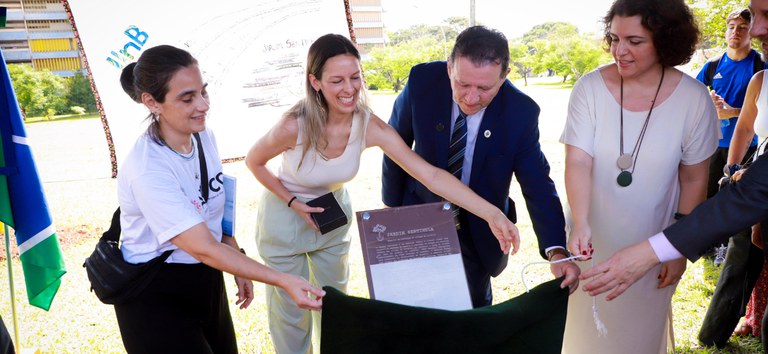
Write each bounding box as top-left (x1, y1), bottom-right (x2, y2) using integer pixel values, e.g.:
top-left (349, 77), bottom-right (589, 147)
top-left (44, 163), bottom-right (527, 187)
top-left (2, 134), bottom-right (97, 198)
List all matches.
top-left (0, 47), bottom-right (66, 311)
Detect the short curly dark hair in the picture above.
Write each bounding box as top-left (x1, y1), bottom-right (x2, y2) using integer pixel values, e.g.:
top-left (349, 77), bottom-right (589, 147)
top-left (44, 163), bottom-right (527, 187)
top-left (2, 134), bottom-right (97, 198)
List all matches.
top-left (602, 0), bottom-right (699, 67)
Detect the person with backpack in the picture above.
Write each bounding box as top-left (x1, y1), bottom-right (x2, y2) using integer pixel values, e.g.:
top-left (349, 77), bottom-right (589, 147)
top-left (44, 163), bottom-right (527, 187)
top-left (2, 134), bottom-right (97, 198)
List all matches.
top-left (694, 8), bottom-right (768, 349)
top-left (698, 9), bottom-right (764, 204)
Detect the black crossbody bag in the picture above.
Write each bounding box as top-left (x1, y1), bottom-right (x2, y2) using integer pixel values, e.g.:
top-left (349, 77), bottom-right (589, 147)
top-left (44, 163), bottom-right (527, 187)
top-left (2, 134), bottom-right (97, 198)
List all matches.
top-left (83, 133), bottom-right (208, 304)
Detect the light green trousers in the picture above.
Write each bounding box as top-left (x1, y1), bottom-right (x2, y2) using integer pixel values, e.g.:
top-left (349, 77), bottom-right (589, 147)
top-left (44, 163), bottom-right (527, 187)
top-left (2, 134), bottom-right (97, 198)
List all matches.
top-left (256, 188), bottom-right (352, 354)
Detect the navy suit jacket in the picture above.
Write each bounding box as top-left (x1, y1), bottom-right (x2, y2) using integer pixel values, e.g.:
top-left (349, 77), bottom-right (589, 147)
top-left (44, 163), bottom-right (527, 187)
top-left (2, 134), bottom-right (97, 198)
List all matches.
top-left (665, 154), bottom-right (768, 261)
top-left (381, 61), bottom-right (566, 276)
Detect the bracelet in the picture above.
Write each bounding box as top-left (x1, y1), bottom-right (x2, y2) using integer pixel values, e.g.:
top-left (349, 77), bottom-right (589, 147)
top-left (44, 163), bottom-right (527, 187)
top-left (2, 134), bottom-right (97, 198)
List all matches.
top-left (287, 196), bottom-right (297, 208)
top-left (673, 212), bottom-right (687, 220)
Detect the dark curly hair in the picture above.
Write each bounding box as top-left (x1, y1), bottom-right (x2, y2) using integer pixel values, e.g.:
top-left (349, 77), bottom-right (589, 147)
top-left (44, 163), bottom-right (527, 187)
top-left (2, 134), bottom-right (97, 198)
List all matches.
top-left (603, 0), bottom-right (699, 67)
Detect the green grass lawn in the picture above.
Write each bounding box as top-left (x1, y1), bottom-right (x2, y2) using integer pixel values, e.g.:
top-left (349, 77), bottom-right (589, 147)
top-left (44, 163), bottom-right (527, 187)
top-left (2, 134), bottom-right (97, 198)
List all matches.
top-left (23, 113), bottom-right (100, 124)
top-left (0, 78), bottom-right (764, 353)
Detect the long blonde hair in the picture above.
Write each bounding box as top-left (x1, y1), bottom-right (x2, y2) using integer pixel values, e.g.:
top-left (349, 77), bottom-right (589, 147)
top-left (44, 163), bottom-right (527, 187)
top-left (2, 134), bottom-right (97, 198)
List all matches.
top-left (287, 34), bottom-right (370, 167)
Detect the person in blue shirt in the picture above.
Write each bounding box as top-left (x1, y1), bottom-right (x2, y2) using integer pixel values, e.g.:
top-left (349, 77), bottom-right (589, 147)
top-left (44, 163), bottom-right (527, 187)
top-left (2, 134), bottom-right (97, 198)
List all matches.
top-left (696, 9), bottom-right (764, 200)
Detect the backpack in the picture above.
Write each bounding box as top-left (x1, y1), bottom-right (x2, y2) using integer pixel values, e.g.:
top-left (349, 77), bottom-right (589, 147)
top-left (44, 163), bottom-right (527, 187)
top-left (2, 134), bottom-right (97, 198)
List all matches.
top-left (704, 52), bottom-right (764, 87)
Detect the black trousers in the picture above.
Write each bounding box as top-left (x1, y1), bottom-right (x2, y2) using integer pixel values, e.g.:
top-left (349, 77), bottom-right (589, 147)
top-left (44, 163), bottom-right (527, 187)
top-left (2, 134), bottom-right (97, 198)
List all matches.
top-left (457, 210), bottom-right (493, 308)
top-left (114, 262), bottom-right (237, 354)
top-left (698, 229), bottom-right (765, 348)
top-left (0, 315), bottom-right (14, 354)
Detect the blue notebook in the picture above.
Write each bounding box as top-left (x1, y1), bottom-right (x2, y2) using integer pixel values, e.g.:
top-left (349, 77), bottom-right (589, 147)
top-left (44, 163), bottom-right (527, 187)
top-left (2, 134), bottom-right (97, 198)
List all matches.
top-left (222, 174), bottom-right (236, 236)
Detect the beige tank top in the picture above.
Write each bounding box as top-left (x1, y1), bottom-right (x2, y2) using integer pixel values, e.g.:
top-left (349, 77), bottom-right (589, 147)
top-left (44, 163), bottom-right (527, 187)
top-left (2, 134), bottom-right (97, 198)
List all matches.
top-left (277, 110), bottom-right (370, 199)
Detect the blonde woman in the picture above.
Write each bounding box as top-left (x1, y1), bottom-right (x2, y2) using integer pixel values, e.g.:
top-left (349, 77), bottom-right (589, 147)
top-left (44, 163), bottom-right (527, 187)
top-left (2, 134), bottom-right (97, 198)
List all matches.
top-left (246, 34), bottom-right (519, 354)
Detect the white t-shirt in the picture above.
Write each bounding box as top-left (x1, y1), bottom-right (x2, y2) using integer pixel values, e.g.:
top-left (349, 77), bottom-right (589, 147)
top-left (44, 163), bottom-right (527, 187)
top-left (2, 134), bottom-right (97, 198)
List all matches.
top-left (117, 129), bottom-right (225, 264)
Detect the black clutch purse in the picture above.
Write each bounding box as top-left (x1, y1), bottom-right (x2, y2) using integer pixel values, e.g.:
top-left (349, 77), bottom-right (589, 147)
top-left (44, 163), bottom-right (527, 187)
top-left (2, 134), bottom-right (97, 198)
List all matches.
top-left (306, 192), bottom-right (348, 234)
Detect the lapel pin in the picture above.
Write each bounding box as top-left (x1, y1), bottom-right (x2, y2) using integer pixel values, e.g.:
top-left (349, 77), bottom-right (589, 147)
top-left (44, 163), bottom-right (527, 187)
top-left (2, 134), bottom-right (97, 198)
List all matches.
top-left (436, 123), bottom-right (445, 132)
top-left (484, 130), bottom-right (491, 138)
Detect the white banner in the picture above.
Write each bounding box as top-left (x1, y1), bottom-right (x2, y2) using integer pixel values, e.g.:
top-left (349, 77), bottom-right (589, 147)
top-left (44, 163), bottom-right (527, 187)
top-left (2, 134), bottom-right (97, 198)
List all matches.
top-left (67, 0), bottom-right (350, 162)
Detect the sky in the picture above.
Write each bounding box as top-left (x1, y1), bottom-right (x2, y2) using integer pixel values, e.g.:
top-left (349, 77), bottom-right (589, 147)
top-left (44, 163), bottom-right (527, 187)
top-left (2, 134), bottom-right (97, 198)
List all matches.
top-left (382, 0), bottom-right (617, 39)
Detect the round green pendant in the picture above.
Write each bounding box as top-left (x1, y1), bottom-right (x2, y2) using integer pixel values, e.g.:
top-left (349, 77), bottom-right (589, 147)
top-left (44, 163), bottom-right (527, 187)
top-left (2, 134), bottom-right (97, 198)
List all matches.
top-left (617, 171), bottom-right (632, 187)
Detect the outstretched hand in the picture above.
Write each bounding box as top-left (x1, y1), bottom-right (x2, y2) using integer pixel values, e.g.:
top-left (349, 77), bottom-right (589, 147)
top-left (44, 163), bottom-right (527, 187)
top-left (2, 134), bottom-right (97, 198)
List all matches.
top-left (580, 241), bottom-right (660, 301)
top-left (234, 276), bottom-right (254, 309)
top-left (487, 211), bottom-right (520, 255)
top-left (282, 274), bottom-right (325, 311)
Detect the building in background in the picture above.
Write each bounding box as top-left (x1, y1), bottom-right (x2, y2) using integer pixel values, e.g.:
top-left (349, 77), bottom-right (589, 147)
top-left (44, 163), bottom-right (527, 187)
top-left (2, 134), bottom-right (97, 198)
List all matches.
top-left (0, 0), bottom-right (82, 77)
top-left (349, 0), bottom-right (386, 58)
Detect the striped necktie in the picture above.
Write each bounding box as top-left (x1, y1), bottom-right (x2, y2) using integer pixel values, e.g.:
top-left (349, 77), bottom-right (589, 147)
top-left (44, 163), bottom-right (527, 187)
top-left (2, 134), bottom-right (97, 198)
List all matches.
top-left (447, 110), bottom-right (468, 228)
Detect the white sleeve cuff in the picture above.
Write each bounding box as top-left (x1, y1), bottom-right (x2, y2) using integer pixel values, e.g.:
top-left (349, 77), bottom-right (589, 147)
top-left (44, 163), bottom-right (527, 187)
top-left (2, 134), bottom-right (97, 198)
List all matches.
top-left (648, 232), bottom-right (685, 263)
top-left (544, 246), bottom-right (566, 253)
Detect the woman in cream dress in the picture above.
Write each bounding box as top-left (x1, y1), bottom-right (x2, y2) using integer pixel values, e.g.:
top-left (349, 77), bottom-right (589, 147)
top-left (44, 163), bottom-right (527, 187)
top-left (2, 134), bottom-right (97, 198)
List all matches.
top-left (560, 0), bottom-right (719, 352)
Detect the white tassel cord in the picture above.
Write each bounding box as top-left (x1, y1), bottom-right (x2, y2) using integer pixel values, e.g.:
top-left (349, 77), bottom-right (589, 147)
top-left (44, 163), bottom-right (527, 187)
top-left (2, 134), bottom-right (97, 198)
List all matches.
top-left (520, 254), bottom-right (608, 336)
top-left (591, 256), bottom-right (608, 336)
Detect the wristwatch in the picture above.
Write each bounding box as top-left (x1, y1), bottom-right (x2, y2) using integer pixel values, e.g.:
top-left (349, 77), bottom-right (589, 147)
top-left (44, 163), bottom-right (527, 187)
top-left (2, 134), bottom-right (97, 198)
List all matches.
top-left (546, 248), bottom-right (569, 261)
top-left (723, 163), bottom-right (741, 177)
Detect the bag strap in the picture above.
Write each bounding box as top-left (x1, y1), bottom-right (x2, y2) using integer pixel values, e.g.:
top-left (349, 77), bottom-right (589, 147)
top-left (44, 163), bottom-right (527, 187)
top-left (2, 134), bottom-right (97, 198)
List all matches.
top-left (705, 52), bottom-right (762, 88)
top-left (194, 132), bottom-right (208, 203)
top-left (704, 54), bottom-right (723, 88)
top-left (101, 207), bottom-right (121, 242)
top-left (753, 52), bottom-right (764, 75)
top-left (102, 134), bottom-right (206, 249)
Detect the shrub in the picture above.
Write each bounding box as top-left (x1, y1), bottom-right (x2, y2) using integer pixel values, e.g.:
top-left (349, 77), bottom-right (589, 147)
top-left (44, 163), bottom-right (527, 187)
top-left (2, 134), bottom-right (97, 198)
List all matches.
top-left (70, 106), bottom-right (86, 115)
top-left (45, 108), bottom-right (56, 120)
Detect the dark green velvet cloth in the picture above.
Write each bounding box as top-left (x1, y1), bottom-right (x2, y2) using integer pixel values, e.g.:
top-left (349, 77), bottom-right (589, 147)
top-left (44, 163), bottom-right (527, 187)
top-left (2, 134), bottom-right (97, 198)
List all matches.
top-left (321, 277), bottom-right (568, 353)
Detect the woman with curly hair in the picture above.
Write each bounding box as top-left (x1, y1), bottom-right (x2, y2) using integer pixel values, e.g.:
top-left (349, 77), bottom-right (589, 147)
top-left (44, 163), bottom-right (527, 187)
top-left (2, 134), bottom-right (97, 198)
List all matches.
top-left (559, 0), bottom-right (719, 352)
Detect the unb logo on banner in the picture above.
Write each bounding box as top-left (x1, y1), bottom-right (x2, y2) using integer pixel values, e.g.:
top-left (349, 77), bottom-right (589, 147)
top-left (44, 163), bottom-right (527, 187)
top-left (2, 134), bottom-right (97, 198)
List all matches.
top-left (106, 25), bottom-right (149, 69)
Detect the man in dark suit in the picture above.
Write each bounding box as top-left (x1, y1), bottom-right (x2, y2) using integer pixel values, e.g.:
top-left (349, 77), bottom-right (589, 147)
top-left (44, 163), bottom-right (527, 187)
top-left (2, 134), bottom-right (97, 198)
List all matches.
top-left (695, 8), bottom-right (766, 348)
top-left (382, 26), bottom-right (579, 308)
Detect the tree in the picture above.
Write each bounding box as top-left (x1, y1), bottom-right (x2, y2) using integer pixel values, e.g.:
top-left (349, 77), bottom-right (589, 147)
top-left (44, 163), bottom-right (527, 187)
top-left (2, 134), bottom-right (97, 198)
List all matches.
top-left (65, 71), bottom-right (97, 113)
top-left (7, 64), bottom-right (67, 118)
top-left (388, 17), bottom-right (469, 48)
top-left (365, 17), bottom-right (478, 91)
top-left (509, 42), bottom-right (534, 84)
top-left (552, 35), bottom-right (610, 82)
top-left (521, 22), bottom-right (579, 44)
top-left (511, 22), bottom-right (609, 85)
top-left (364, 36), bottom-right (444, 92)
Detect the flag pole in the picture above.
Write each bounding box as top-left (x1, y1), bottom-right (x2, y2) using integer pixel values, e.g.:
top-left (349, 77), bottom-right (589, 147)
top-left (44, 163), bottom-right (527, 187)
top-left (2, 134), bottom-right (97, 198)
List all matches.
top-left (4, 224), bottom-right (20, 349)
